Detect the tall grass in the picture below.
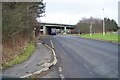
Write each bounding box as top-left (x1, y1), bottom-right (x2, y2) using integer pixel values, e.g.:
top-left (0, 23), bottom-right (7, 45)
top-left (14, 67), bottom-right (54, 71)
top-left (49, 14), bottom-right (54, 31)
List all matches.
top-left (3, 43), bottom-right (35, 69)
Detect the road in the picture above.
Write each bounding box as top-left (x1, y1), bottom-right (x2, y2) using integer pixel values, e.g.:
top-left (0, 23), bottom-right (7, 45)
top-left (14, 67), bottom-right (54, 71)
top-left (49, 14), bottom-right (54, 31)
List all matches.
top-left (42, 35), bottom-right (118, 78)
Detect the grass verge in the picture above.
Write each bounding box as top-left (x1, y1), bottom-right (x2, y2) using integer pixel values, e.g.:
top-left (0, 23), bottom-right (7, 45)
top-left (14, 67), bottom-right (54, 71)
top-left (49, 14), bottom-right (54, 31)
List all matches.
top-left (3, 43), bottom-right (35, 69)
top-left (80, 33), bottom-right (120, 43)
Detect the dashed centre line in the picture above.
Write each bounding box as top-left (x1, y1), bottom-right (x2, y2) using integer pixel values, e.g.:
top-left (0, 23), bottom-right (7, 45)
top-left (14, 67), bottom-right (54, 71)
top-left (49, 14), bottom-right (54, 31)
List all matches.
top-left (59, 67), bottom-right (62, 72)
top-left (83, 63), bottom-right (94, 76)
top-left (58, 67), bottom-right (65, 79)
top-left (60, 74), bottom-right (65, 80)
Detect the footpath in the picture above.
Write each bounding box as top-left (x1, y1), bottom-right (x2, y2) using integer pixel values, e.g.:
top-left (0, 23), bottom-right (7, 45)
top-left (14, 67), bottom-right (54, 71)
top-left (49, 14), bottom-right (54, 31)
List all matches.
top-left (2, 37), bottom-right (57, 78)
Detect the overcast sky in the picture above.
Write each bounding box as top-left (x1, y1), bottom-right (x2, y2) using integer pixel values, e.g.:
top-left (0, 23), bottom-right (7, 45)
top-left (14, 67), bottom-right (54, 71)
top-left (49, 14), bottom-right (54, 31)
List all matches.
top-left (38, 0), bottom-right (119, 25)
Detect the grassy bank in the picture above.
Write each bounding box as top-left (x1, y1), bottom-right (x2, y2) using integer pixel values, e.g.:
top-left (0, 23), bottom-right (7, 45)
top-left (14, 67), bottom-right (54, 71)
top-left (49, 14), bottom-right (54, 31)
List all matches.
top-left (3, 43), bottom-right (35, 69)
top-left (80, 33), bottom-right (120, 43)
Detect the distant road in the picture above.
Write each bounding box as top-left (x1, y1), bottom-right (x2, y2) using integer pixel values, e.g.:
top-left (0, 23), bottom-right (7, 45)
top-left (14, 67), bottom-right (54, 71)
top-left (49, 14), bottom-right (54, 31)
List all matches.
top-left (42, 35), bottom-right (118, 78)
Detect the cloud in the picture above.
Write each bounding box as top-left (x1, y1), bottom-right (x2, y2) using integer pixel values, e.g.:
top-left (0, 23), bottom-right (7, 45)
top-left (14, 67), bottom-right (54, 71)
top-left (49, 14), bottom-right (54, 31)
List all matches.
top-left (39, 0), bottom-right (119, 24)
top-left (40, 13), bottom-right (80, 24)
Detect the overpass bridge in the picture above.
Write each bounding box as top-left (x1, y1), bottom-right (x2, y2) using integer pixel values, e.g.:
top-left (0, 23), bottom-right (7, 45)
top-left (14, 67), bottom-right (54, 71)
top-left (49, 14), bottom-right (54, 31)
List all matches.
top-left (34, 22), bottom-right (75, 35)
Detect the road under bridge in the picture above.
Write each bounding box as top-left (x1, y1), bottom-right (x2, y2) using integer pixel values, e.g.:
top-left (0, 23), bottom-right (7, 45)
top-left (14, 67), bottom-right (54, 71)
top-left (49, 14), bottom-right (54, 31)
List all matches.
top-left (34, 23), bottom-right (75, 35)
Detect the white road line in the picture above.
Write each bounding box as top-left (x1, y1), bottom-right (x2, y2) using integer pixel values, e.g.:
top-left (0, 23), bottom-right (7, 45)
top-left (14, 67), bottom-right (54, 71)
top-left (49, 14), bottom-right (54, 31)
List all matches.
top-left (60, 74), bottom-right (65, 79)
top-left (44, 44), bottom-right (57, 65)
top-left (50, 39), bottom-right (54, 48)
top-left (20, 67), bottom-right (49, 78)
top-left (38, 43), bottom-right (42, 44)
top-left (59, 67), bottom-right (62, 72)
top-left (20, 73), bottom-right (33, 78)
top-left (50, 39), bottom-right (65, 79)
top-left (83, 63), bottom-right (94, 76)
top-left (83, 63), bottom-right (88, 68)
top-left (89, 71), bottom-right (94, 76)
top-left (58, 67), bottom-right (65, 80)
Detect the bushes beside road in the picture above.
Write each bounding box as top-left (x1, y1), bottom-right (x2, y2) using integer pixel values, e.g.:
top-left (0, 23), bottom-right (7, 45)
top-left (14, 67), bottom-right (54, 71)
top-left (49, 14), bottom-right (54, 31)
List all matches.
top-left (2, 2), bottom-right (45, 69)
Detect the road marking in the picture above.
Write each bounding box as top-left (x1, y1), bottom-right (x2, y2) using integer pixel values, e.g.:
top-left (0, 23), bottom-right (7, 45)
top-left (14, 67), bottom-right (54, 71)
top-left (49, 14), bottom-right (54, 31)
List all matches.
top-left (58, 67), bottom-right (65, 80)
top-left (20, 73), bottom-right (33, 78)
top-left (83, 63), bottom-right (88, 68)
top-left (50, 39), bottom-right (65, 79)
top-left (89, 71), bottom-right (94, 76)
top-left (59, 67), bottom-right (62, 72)
top-left (44, 44), bottom-right (57, 65)
top-left (50, 39), bottom-right (54, 48)
top-left (83, 63), bottom-right (94, 76)
top-left (38, 43), bottom-right (42, 44)
top-left (60, 74), bottom-right (65, 80)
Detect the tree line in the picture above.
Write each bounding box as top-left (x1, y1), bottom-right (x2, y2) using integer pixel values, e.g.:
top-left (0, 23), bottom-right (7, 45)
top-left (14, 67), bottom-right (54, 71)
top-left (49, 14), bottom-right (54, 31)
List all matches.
top-left (75, 17), bottom-right (118, 34)
top-left (2, 1), bottom-right (45, 63)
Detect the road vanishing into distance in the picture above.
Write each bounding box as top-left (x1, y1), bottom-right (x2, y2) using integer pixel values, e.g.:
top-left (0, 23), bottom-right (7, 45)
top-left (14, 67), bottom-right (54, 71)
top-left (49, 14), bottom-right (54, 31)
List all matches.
top-left (42, 35), bottom-right (118, 78)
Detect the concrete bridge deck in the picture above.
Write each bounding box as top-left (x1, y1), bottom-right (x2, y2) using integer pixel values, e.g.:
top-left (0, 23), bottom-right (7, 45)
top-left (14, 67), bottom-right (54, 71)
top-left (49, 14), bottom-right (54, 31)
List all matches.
top-left (34, 22), bottom-right (75, 35)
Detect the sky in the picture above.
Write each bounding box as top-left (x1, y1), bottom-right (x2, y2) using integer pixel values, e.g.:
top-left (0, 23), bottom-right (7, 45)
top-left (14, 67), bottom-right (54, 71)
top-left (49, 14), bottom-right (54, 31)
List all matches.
top-left (37, 0), bottom-right (119, 25)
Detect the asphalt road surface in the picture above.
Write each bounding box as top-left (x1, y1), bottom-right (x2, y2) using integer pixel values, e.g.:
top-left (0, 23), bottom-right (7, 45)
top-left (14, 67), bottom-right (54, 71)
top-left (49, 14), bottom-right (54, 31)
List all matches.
top-left (42, 35), bottom-right (118, 78)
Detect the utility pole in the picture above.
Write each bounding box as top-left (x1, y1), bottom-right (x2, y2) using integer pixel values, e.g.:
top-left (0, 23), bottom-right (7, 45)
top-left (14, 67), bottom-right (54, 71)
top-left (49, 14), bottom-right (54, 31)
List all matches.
top-left (90, 21), bottom-right (92, 36)
top-left (103, 9), bottom-right (105, 35)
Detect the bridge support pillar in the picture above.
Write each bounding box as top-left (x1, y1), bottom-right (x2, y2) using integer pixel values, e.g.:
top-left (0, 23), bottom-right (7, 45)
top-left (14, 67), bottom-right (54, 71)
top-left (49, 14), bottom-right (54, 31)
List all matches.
top-left (43, 25), bottom-right (46, 35)
top-left (64, 27), bottom-right (67, 34)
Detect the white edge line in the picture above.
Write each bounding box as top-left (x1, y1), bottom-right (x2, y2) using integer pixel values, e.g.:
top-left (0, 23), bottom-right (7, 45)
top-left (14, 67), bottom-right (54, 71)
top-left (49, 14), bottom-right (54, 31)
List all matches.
top-left (20, 43), bottom-right (57, 78)
top-left (45, 44), bottom-right (57, 65)
top-left (50, 39), bottom-right (54, 48)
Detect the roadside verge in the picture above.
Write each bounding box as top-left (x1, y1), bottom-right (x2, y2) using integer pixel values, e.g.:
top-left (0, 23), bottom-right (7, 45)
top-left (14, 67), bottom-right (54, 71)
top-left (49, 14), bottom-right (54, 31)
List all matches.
top-left (79, 33), bottom-right (120, 44)
top-left (3, 43), bottom-right (35, 69)
top-left (80, 37), bottom-right (120, 44)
